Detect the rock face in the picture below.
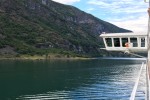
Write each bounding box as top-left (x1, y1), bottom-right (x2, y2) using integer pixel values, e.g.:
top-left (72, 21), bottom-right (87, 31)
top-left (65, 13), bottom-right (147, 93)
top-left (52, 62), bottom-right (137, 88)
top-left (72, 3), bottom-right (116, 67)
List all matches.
top-left (0, 0), bottom-right (131, 57)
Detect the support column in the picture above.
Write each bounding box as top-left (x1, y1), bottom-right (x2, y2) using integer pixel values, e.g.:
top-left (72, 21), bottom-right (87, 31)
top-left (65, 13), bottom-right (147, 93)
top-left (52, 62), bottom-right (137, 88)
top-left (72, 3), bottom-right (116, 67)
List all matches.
top-left (120, 38), bottom-right (122, 47)
top-left (103, 38), bottom-right (107, 48)
top-left (112, 38), bottom-right (114, 47)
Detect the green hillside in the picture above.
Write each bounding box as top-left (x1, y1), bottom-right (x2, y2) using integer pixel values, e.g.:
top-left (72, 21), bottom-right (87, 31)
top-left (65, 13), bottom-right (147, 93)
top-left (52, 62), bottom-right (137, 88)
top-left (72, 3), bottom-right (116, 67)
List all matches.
top-left (0, 0), bottom-right (131, 58)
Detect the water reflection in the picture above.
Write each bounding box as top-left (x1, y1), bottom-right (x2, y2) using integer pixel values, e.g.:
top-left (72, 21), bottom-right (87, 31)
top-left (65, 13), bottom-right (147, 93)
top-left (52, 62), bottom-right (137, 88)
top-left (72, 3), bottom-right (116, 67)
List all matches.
top-left (0, 59), bottom-right (146, 99)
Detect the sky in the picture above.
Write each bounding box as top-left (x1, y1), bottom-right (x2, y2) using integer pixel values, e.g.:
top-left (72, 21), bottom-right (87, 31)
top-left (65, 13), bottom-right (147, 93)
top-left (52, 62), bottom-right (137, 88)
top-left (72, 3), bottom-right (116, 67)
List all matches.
top-left (52, 0), bottom-right (149, 33)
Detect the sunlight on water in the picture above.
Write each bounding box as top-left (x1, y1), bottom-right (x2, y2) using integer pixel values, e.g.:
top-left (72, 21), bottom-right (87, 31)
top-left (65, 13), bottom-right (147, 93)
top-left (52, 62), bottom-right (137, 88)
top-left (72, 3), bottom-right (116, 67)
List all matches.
top-left (0, 59), bottom-right (146, 100)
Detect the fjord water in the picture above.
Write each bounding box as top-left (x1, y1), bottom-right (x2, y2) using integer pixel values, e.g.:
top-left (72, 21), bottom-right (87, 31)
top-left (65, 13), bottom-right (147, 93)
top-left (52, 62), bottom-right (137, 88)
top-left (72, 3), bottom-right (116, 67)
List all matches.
top-left (0, 59), bottom-right (146, 100)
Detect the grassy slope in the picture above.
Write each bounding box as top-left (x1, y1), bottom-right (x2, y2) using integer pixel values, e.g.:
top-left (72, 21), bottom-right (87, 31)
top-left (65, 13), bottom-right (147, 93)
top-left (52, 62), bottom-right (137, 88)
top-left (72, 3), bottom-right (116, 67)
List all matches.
top-left (0, 0), bottom-right (131, 58)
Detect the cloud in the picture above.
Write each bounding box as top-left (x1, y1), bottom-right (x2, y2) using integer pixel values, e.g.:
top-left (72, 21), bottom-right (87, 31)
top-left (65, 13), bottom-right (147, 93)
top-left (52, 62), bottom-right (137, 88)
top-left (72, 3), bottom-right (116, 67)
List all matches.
top-left (87, 8), bottom-right (95, 12)
top-left (52, 0), bottom-right (80, 4)
top-left (87, 0), bottom-right (148, 32)
top-left (109, 15), bottom-right (148, 33)
top-left (88, 0), bottom-right (147, 14)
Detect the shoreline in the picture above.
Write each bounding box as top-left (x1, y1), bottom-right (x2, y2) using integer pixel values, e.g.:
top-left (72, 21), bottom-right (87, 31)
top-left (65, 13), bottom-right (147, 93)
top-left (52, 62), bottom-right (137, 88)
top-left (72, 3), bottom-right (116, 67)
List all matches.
top-left (0, 56), bottom-right (146, 61)
top-left (0, 55), bottom-right (96, 60)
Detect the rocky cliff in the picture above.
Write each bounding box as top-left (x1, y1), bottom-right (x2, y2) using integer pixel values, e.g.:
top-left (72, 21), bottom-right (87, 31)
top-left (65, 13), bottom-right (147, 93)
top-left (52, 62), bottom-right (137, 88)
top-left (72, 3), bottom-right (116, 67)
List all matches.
top-left (0, 0), bottom-right (131, 57)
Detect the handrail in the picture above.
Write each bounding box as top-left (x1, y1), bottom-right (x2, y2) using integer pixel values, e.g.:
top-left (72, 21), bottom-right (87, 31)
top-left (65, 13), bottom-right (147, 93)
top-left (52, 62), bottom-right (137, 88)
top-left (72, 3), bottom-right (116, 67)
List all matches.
top-left (146, 60), bottom-right (150, 100)
top-left (130, 62), bottom-right (145, 100)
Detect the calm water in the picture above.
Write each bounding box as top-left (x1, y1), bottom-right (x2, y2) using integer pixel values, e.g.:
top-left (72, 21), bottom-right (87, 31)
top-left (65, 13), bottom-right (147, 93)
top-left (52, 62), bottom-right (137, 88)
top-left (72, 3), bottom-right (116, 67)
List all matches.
top-left (0, 59), bottom-right (146, 100)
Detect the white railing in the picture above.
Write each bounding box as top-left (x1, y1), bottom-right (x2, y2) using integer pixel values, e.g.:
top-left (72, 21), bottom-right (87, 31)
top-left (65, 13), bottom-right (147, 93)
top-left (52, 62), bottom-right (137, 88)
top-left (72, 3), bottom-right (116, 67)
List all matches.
top-left (146, 60), bottom-right (150, 100)
top-left (130, 62), bottom-right (145, 100)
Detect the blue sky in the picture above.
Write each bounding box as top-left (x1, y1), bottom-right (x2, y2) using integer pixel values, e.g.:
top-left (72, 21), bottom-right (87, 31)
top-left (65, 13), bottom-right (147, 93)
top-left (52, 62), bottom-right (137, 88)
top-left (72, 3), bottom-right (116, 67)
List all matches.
top-left (52, 0), bottom-right (149, 33)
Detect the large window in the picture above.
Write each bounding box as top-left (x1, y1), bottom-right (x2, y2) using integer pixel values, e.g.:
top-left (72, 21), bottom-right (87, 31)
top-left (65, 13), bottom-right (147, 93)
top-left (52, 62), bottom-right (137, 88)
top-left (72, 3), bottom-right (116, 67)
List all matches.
top-left (141, 37), bottom-right (145, 47)
top-left (122, 38), bottom-right (128, 47)
top-left (114, 38), bottom-right (120, 47)
top-left (105, 38), bottom-right (112, 47)
top-left (130, 38), bottom-right (137, 47)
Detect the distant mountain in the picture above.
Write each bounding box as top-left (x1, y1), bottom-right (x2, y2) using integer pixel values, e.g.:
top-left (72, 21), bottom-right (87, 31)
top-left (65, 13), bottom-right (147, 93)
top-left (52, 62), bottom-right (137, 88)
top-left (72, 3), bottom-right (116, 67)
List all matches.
top-left (0, 0), bottom-right (132, 57)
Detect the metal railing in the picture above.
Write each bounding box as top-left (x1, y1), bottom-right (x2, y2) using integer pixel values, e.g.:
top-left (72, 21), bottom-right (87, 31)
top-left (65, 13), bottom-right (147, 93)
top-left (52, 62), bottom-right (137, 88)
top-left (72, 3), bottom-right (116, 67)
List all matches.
top-left (129, 62), bottom-right (145, 100)
top-left (146, 60), bottom-right (150, 100)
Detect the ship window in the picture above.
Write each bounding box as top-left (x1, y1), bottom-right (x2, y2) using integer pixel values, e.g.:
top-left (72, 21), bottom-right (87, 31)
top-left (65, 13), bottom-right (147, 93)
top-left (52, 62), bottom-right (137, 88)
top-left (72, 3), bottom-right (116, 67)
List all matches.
top-left (105, 38), bottom-right (112, 47)
top-left (122, 38), bottom-right (128, 47)
top-left (130, 38), bottom-right (137, 47)
top-left (114, 38), bottom-right (120, 47)
top-left (141, 37), bottom-right (145, 47)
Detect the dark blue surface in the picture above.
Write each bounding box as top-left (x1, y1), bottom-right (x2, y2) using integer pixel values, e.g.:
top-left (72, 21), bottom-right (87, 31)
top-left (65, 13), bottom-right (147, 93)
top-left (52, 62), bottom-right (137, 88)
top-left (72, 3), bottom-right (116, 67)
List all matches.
top-left (0, 59), bottom-right (146, 100)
